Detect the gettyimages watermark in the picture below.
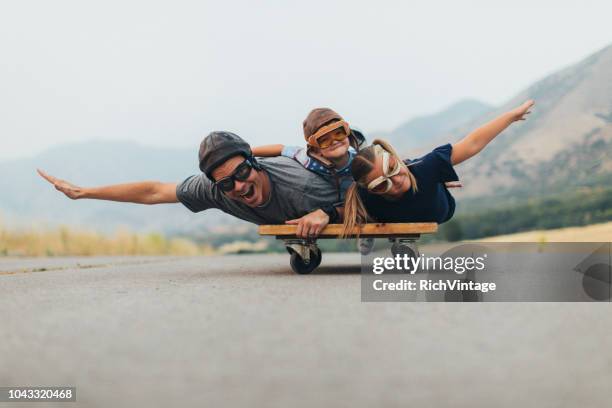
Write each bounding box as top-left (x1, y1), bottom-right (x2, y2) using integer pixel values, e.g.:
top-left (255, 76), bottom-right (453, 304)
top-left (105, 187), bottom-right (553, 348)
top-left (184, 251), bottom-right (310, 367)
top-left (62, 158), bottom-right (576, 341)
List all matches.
top-left (361, 242), bottom-right (611, 302)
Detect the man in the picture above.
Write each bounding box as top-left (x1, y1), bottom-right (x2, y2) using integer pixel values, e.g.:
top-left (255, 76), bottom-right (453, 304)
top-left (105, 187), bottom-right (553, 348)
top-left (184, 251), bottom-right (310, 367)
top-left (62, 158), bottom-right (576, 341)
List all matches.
top-left (38, 131), bottom-right (340, 238)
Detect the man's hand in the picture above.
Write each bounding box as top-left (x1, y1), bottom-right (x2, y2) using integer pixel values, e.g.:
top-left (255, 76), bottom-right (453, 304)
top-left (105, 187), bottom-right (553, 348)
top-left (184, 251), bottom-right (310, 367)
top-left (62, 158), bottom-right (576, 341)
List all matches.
top-left (509, 99), bottom-right (534, 122)
top-left (285, 209), bottom-right (330, 239)
top-left (37, 169), bottom-right (84, 199)
top-left (37, 169), bottom-right (178, 204)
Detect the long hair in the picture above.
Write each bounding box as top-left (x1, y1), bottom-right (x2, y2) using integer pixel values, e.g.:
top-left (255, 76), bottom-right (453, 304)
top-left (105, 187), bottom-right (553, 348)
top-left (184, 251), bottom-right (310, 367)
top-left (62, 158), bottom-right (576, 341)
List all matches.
top-left (340, 139), bottom-right (418, 238)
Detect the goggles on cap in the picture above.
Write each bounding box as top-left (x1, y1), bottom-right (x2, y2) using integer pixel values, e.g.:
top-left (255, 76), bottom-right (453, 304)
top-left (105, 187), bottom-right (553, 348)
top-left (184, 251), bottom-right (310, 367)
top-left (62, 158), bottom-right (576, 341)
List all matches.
top-left (365, 149), bottom-right (402, 194)
top-left (307, 120), bottom-right (350, 149)
top-left (214, 159), bottom-right (253, 192)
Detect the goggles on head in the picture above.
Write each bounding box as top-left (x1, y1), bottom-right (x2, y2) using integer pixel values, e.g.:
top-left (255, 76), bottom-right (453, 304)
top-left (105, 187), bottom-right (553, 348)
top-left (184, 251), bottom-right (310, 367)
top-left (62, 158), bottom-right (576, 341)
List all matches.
top-left (214, 159), bottom-right (254, 192)
top-left (365, 148), bottom-right (402, 194)
top-left (307, 120), bottom-right (350, 149)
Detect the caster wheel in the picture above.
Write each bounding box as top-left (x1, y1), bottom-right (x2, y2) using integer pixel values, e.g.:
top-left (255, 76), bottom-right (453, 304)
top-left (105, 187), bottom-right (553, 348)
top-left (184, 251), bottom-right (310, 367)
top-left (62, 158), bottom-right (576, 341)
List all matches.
top-left (391, 242), bottom-right (418, 259)
top-left (358, 238), bottom-right (375, 255)
top-left (311, 247), bottom-right (322, 269)
top-left (289, 248), bottom-right (322, 274)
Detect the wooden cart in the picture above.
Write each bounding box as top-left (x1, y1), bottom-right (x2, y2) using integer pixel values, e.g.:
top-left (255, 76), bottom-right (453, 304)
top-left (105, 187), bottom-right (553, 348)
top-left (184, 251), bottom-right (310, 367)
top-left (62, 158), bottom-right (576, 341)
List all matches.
top-left (259, 223), bottom-right (438, 274)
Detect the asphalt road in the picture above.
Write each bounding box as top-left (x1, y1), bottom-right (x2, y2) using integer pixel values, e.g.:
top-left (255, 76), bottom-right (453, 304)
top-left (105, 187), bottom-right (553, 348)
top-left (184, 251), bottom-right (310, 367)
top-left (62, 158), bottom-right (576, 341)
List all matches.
top-left (1, 254), bottom-right (610, 407)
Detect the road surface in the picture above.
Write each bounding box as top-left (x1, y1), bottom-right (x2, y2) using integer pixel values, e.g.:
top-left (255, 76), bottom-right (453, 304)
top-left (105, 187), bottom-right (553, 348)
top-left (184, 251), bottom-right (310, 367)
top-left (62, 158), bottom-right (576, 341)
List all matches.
top-left (1, 254), bottom-right (610, 407)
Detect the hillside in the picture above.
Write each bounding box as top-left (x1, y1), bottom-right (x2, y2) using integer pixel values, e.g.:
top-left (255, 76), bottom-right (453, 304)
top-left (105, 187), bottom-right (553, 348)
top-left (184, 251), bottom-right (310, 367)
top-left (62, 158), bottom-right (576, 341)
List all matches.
top-left (434, 45), bottom-right (612, 199)
top-left (375, 99), bottom-right (492, 150)
top-left (2, 45), bottom-right (610, 237)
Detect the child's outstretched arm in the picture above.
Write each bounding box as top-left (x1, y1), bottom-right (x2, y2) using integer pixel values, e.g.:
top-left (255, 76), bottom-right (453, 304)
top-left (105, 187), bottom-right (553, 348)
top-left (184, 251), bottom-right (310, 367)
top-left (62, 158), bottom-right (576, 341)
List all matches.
top-left (451, 100), bottom-right (534, 165)
top-left (251, 144), bottom-right (284, 157)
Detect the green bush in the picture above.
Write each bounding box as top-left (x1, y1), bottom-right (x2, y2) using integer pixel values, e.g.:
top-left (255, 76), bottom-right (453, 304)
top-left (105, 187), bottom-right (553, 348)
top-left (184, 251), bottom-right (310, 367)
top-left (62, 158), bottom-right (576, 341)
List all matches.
top-left (447, 187), bottom-right (612, 240)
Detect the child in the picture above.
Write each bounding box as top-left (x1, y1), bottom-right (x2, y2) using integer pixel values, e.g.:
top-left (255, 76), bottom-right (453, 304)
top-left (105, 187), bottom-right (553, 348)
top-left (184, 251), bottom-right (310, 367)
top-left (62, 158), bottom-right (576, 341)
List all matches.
top-left (253, 108), bottom-right (374, 252)
top-left (253, 107), bottom-right (365, 203)
top-left (341, 100), bottom-right (535, 237)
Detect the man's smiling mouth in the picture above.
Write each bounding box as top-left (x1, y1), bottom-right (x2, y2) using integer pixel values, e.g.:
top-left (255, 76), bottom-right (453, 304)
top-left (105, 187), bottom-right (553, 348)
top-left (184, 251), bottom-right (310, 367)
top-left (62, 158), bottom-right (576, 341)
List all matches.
top-left (240, 185), bottom-right (255, 199)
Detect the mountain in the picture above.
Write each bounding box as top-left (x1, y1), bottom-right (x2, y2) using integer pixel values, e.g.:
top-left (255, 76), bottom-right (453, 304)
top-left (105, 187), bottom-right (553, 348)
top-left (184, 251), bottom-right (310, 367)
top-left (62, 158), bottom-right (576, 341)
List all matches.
top-left (2, 45), bottom-right (610, 236)
top-left (445, 44), bottom-right (612, 200)
top-left (377, 99), bottom-right (492, 151)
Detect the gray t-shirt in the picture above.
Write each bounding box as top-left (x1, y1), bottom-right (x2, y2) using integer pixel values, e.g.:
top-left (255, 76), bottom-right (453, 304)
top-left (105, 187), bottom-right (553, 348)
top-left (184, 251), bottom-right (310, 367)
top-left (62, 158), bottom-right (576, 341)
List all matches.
top-left (176, 156), bottom-right (339, 225)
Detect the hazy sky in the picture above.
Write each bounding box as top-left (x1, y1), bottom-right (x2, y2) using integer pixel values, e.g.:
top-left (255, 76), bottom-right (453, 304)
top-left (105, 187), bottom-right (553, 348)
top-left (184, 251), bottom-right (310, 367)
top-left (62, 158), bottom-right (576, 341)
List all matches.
top-left (2, 0), bottom-right (611, 160)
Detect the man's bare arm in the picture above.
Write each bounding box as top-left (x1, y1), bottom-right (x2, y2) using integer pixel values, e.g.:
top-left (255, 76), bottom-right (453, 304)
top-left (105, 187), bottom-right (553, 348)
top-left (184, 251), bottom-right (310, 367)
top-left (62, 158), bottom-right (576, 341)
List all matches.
top-left (37, 169), bottom-right (179, 204)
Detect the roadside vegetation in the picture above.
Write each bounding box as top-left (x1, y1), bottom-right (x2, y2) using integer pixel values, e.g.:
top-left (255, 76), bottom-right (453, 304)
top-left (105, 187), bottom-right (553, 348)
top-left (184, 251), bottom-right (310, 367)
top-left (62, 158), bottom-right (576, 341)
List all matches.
top-left (437, 186), bottom-right (612, 242)
top-left (0, 223), bottom-right (214, 257)
top-left (1, 186), bottom-right (610, 257)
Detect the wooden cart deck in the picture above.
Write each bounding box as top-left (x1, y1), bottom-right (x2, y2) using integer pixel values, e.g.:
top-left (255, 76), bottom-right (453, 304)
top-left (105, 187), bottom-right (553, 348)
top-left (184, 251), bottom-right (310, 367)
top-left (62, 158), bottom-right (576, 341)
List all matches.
top-left (258, 223), bottom-right (438, 239)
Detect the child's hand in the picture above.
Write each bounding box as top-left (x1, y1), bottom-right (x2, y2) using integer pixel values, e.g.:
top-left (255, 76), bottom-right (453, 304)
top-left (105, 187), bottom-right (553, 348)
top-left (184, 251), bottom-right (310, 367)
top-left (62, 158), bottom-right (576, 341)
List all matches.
top-left (509, 100), bottom-right (535, 122)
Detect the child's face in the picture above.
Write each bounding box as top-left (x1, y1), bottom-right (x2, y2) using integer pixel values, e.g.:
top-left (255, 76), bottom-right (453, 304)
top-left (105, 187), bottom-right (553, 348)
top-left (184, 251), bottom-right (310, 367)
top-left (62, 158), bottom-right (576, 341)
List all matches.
top-left (318, 129), bottom-right (350, 159)
top-left (363, 154), bottom-right (411, 198)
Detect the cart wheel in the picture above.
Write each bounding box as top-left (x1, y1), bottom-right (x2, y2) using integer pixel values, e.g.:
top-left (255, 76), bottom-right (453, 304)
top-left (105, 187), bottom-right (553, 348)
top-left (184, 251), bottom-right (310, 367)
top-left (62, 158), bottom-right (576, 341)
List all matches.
top-left (289, 248), bottom-right (322, 274)
top-left (391, 242), bottom-right (418, 259)
top-left (311, 247), bottom-right (322, 269)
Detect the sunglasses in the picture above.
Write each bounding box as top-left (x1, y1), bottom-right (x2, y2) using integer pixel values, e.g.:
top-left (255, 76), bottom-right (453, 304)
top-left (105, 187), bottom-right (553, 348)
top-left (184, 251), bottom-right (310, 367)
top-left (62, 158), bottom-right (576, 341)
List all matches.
top-left (366, 151), bottom-right (402, 194)
top-left (307, 120), bottom-right (350, 149)
top-left (214, 160), bottom-right (253, 192)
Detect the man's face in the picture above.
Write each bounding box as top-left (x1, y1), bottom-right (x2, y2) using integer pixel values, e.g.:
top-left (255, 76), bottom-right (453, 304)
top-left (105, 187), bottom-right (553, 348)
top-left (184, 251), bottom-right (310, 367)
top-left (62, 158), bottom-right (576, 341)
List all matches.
top-left (211, 155), bottom-right (267, 207)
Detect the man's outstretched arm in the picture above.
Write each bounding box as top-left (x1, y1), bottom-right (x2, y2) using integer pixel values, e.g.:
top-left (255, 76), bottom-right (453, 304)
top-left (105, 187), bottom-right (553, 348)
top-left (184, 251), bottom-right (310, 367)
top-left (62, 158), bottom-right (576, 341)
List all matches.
top-left (37, 169), bottom-right (179, 204)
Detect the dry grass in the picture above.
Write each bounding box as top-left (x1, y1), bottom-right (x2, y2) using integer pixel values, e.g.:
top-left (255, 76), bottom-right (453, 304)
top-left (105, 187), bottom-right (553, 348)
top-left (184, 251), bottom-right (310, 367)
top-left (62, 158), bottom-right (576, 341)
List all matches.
top-left (1, 219), bottom-right (608, 257)
top-left (479, 221), bottom-right (612, 242)
top-left (0, 223), bottom-right (214, 257)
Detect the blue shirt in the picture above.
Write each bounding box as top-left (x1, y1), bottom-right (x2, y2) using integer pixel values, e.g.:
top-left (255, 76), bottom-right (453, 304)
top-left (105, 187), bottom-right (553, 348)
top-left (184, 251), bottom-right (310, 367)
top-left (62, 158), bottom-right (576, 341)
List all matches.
top-left (281, 145), bottom-right (357, 201)
top-left (358, 144), bottom-right (459, 224)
